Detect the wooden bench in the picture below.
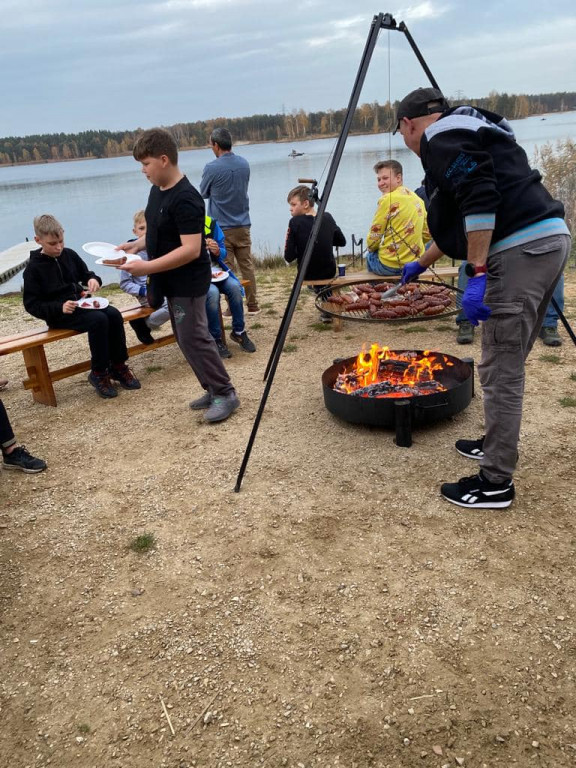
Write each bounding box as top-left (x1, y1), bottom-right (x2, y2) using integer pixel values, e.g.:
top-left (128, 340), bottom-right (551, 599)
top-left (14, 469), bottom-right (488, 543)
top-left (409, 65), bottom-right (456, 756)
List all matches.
top-left (0, 305), bottom-right (176, 407)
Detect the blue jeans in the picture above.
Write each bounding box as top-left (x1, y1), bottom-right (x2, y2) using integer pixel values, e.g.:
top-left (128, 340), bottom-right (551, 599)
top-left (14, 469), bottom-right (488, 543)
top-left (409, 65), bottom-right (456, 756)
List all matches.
top-left (456, 262), bottom-right (565, 327)
top-left (366, 250), bottom-right (403, 277)
top-left (206, 277), bottom-right (245, 340)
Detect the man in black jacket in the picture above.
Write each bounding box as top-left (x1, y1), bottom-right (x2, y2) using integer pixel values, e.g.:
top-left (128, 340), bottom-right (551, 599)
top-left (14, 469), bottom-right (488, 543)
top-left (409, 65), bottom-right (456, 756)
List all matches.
top-left (23, 215), bottom-right (140, 398)
top-left (396, 88), bottom-right (571, 509)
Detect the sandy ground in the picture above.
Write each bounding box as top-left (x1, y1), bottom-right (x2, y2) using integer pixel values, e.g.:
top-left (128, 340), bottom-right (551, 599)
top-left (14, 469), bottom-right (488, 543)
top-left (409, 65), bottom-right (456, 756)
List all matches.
top-left (1, 266), bottom-right (575, 768)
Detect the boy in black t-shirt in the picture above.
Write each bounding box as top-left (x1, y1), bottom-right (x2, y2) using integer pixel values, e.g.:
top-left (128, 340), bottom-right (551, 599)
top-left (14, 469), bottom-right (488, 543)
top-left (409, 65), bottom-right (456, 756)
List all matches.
top-left (284, 184), bottom-right (346, 322)
top-left (117, 129), bottom-right (239, 423)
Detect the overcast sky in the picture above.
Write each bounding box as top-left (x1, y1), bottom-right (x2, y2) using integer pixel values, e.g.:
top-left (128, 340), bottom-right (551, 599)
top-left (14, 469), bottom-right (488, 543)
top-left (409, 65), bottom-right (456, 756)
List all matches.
top-left (1, 0), bottom-right (575, 138)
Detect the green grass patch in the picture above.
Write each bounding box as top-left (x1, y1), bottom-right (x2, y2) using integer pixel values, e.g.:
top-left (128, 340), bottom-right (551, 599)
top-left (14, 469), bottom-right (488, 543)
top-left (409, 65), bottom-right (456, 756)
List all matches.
top-left (569, 372), bottom-right (576, 382)
top-left (265, 308), bottom-right (278, 316)
top-left (146, 365), bottom-right (163, 374)
top-left (540, 354), bottom-right (561, 364)
top-left (250, 322), bottom-right (264, 329)
top-left (129, 533), bottom-right (156, 553)
top-left (402, 326), bottom-right (423, 334)
top-left (283, 344), bottom-right (297, 353)
top-left (309, 322), bottom-right (332, 332)
top-left (559, 396), bottom-right (576, 408)
top-left (259, 302), bottom-right (274, 309)
top-left (345, 335), bottom-right (354, 340)
top-left (77, 724), bottom-right (91, 735)
top-left (435, 324), bottom-right (454, 332)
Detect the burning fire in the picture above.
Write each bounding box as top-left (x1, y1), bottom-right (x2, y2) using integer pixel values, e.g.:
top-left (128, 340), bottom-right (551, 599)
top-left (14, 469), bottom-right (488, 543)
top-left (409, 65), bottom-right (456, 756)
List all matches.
top-left (334, 343), bottom-right (454, 399)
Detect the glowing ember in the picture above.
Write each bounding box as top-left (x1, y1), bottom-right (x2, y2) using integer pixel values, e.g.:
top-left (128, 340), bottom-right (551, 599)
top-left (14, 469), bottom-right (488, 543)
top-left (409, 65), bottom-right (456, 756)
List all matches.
top-left (333, 344), bottom-right (455, 398)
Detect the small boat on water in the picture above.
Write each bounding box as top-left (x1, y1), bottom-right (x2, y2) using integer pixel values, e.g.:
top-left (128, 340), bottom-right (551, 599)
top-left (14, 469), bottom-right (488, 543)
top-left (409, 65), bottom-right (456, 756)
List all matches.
top-left (289, 149), bottom-right (305, 158)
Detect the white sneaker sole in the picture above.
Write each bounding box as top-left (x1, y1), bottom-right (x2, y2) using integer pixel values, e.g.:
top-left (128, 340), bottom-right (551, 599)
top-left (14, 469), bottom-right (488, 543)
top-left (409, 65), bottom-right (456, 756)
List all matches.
top-left (456, 447), bottom-right (484, 460)
top-left (441, 493), bottom-right (513, 509)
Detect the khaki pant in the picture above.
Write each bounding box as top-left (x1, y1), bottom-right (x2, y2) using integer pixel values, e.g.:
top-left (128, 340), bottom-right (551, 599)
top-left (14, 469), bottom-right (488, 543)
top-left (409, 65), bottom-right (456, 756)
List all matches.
top-left (479, 234), bottom-right (570, 483)
top-left (223, 226), bottom-right (258, 310)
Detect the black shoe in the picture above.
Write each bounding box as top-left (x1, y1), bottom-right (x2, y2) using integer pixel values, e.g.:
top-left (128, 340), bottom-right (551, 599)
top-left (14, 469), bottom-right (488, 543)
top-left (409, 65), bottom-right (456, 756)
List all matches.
top-left (539, 326), bottom-right (562, 347)
top-left (457, 321), bottom-right (475, 344)
top-left (110, 364), bottom-right (141, 390)
top-left (88, 370), bottom-right (118, 398)
top-left (455, 436), bottom-right (485, 460)
top-left (2, 445), bottom-right (47, 473)
top-left (216, 339), bottom-right (232, 359)
top-left (230, 331), bottom-right (256, 353)
top-left (129, 318), bottom-right (154, 345)
top-left (441, 471), bottom-right (515, 509)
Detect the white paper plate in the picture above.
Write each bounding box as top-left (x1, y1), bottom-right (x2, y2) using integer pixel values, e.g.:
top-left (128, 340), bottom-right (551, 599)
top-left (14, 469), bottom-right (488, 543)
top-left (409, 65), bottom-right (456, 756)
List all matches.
top-left (94, 254), bottom-right (142, 266)
top-left (211, 268), bottom-right (228, 283)
top-left (75, 297), bottom-right (109, 310)
top-left (82, 241), bottom-right (127, 259)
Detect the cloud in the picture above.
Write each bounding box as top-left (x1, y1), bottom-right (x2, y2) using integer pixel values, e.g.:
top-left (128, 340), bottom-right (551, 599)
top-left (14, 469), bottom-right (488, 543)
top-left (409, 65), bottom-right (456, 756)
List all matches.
top-left (393, 1), bottom-right (449, 21)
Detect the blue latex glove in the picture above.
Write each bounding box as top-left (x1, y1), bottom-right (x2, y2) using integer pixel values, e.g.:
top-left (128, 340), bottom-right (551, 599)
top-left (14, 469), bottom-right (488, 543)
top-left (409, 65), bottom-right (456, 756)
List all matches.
top-left (401, 260), bottom-right (426, 285)
top-left (461, 274), bottom-right (491, 326)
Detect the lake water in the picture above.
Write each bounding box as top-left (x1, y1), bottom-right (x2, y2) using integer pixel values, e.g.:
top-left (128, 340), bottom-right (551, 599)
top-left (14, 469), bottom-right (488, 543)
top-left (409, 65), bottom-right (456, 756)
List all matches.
top-left (1, 110), bottom-right (575, 293)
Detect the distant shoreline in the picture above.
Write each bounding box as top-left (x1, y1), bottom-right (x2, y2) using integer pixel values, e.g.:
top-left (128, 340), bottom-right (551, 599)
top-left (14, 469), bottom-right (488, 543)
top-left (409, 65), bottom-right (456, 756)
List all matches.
top-left (3, 110), bottom-right (573, 169)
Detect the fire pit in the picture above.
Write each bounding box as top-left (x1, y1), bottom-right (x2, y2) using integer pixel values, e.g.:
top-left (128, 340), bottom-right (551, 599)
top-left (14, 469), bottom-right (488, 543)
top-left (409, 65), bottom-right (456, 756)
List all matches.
top-left (322, 344), bottom-right (474, 446)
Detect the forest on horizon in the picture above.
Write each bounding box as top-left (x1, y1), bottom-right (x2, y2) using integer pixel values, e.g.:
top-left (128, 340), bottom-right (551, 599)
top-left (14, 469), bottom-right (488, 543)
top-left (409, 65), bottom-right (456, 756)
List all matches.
top-left (1, 90), bottom-right (575, 166)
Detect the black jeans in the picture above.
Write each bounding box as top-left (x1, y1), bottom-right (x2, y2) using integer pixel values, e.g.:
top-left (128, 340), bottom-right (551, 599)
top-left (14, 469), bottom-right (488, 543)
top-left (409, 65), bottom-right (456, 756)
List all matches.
top-left (52, 306), bottom-right (128, 372)
top-left (0, 398), bottom-right (16, 451)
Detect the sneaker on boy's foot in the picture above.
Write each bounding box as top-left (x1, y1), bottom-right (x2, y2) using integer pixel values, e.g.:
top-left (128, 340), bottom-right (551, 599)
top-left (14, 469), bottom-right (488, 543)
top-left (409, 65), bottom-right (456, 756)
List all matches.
top-left (455, 436), bottom-right (485, 460)
top-left (230, 331), bottom-right (256, 353)
top-left (204, 392), bottom-right (240, 423)
top-left (3, 445), bottom-right (47, 473)
top-left (110, 364), bottom-right (141, 390)
top-left (539, 326), bottom-right (562, 347)
top-left (247, 306), bottom-right (260, 315)
top-left (216, 339), bottom-right (232, 359)
top-left (223, 308), bottom-right (232, 318)
top-left (441, 471), bottom-right (515, 509)
top-left (456, 321), bottom-right (475, 344)
top-left (88, 370), bottom-right (118, 398)
top-left (189, 391), bottom-right (212, 410)
top-left (129, 318), bottom-right (154, 345)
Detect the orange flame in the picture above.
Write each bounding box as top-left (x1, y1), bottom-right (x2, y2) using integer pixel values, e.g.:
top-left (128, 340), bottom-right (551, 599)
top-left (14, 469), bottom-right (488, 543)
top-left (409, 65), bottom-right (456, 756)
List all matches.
top-left (335, 344), bottom-right (453, 398)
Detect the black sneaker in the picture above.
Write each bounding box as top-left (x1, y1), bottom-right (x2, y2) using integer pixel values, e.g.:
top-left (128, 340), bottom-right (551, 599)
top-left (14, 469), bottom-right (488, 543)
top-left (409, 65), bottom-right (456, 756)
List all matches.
top-left (2, 445), bottom-right (47, 473)
top-left (455, 436), bottom-right (485, 460)
top-left (230, 331), bottom-right (256, 353)
top-left (539, 326), bottom-right (562, 347)
top-left (129, 318), bottom-right (154, 345)
top-left (110, 364), bottom-right (141, 390)
top-left (441, 471), bottom-right (515, 509)
top-left (216, 339), bottom-right (232, 359)
top-left (457, 321), bottom-right (475, 344)
top-left (88, 370), bottom-right (118, 398)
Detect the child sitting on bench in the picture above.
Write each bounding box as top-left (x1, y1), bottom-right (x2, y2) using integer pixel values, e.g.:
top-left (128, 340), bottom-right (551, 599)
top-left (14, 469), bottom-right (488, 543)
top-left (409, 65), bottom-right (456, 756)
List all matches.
top-left (22, 214), bottom-right (141, 399)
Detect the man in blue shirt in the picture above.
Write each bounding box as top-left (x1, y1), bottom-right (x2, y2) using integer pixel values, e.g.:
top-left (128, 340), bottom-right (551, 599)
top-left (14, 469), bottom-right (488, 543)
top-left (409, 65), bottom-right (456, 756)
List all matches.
top-left (200, 128), bottom-right (260, 313)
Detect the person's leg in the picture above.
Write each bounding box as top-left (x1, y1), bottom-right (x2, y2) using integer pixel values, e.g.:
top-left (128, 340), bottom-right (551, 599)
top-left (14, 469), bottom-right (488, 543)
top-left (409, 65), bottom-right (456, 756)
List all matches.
top-left (365, 251), bottom-right (402, 277)
top-left (1, 398), bottom-right (47, 472)
top-left (103, 306), bottom-right (129, 366)
top-left (168, 296), bottom-right (236, 398)
top-left (205, 284), bottom-right (224, 340)
top-left (224, 227), bottom-right (259, 310)
top-left (456, 261), bottom-right (475, 343)
top-left (0, 398), bottom-right (16, 451)
top-left (146, 299), bottom-right (171, 330)
top-left (479, 235), bottom-right (570, 484)
top-left (539, 272), bottom-right (564, 346)
top-left (55, 311), bottom-right (111, 371)
top-left (220, 278), bottom-right (246, 335)
top-left (205, 285), bottom-right (231, 357)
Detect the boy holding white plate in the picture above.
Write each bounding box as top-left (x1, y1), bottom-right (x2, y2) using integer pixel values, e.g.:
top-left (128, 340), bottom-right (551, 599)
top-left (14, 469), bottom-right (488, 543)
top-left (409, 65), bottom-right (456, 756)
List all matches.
top-left (117, 129), bottom-right (239, 424)
top-left (23, 214), bottom-right (141, 399)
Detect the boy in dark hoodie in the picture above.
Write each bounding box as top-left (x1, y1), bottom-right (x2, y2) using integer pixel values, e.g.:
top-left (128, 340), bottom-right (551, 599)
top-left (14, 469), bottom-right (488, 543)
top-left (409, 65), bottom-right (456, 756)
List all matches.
top-left (23, 215), bottom-right (141, 398)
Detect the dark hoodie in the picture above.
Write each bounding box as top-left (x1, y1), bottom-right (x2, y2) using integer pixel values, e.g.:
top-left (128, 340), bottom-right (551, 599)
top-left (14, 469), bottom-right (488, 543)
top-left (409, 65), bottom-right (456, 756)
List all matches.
top-left (23, 247), bottom-right (102, 326)
top-left (421, 106), bottom-right (566, 259)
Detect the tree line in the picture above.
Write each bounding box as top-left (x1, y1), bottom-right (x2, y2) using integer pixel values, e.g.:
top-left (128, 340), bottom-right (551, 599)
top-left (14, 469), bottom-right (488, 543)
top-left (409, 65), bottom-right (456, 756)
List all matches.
top-left (1, 91), bottom-right (575, 166)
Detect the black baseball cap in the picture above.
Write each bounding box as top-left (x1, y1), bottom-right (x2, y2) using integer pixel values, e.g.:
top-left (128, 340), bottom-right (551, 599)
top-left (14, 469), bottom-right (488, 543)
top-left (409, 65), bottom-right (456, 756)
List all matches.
top-left (393, 87), bottom-right (449, 134)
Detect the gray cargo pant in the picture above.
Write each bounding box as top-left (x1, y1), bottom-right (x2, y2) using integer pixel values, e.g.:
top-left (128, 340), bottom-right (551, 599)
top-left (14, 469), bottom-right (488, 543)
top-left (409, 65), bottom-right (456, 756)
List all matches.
top-left (167, 295), bottom-right (235, 398)
top-left (479, 234), bottom-right (571, 483)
